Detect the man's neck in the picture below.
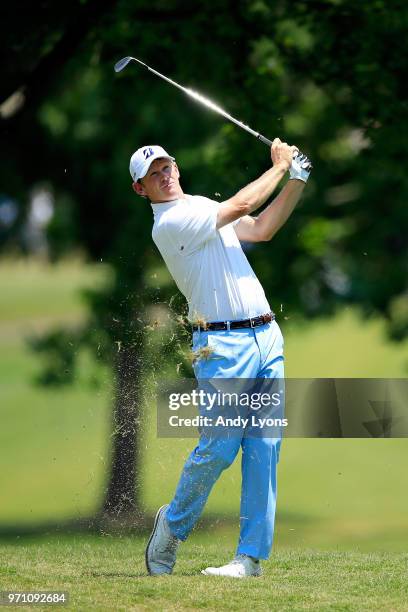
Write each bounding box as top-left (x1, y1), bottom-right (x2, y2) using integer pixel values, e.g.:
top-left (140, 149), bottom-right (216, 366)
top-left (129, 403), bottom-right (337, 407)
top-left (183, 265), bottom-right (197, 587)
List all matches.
top-left (151, 191), bottom-right (186, 204)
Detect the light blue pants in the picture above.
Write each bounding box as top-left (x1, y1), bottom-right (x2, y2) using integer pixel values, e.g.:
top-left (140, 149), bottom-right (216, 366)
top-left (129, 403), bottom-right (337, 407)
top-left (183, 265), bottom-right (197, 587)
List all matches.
top-left (166, 320), bottom-right (284, 560)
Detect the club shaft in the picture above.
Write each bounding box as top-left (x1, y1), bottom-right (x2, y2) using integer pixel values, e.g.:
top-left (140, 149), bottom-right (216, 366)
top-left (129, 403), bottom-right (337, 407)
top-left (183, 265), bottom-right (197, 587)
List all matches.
top-left (116, 55), bottom-right (310, 164)
top-left (130, 57), bottom-right (273, 147)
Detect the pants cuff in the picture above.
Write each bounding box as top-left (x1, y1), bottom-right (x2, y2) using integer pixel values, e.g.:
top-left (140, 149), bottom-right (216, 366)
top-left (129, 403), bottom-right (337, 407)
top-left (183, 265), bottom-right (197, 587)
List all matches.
top-left (236, 545), bottom-right (270, 561)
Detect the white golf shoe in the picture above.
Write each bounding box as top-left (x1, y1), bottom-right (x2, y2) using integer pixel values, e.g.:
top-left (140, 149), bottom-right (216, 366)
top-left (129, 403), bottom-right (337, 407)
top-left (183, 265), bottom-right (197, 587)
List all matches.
top-left (145, 504), bottom-right (180, 575)
top-left (202, 554), bottom-right (262, 578)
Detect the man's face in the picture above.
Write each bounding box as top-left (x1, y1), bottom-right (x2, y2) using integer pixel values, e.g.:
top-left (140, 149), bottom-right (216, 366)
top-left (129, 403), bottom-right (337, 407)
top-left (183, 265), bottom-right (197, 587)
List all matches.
top-left (134, 158), bottom-right (181, 202)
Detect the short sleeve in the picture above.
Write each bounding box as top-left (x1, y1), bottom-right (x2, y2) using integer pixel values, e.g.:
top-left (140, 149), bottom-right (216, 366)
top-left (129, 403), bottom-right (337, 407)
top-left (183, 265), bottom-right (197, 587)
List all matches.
top-left (164, 198), bottom-right (218, 254)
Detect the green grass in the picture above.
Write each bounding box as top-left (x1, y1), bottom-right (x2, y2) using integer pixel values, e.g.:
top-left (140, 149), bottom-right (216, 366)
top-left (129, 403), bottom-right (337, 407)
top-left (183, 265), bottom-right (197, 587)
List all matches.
top-left (0, 381), bottom-right (109, 523)
top-left (284, 308), bottom-right (408, 378)
top-left (0, 258), bottom-right (112, 524)
top-left (141, 299), bottom-right (408, 552)
top-left (1, 257), bottom-right (408, 555)
top-left (0, 257), bottom-right (110, 322)
top-left (142, 436), bottom-right (408, 552)
top-left (0, 535), bottom-right (407, 611)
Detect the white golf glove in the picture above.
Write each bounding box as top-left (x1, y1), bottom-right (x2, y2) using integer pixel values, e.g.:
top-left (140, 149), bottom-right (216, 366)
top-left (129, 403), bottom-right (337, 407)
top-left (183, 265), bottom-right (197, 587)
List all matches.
top-left (289, 151), bottom-right (312, 183)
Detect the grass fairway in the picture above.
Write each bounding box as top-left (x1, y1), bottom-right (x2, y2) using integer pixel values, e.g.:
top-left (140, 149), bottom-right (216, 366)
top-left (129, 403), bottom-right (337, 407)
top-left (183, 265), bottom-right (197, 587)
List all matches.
top-left (0, 258), bottom-right (112, 524)
top-left (1, 535), bottom-right (407, 611)
top-left (1, 258), bottom-right (408, 609)
top-left (1, 259), bottom-right (408, 537)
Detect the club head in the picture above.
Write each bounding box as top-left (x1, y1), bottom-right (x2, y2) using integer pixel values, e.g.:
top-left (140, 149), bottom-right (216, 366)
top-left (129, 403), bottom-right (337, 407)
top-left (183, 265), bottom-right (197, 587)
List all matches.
top-left (114, 56), bottom-right (134, 73)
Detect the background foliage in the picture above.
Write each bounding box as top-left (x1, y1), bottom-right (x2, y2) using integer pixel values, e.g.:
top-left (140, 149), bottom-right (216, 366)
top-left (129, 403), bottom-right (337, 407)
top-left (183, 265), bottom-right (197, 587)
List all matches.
top-left (2, 0), bottom-right (407, 338)
top-left (1, 0), bottom-right (407, 519)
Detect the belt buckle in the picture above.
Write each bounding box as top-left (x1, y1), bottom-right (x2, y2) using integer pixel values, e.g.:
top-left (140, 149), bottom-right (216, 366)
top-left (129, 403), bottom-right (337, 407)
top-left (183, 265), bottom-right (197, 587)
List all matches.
top-left (250, 317), bottom-right (256, 328)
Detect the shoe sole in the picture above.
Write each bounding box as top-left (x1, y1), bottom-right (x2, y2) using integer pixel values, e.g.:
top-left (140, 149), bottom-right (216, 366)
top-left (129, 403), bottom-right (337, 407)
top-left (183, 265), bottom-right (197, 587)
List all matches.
top-left (201, 569), bottom-right (262, 577)
top-left (145, 504), bottom-right (169, 576)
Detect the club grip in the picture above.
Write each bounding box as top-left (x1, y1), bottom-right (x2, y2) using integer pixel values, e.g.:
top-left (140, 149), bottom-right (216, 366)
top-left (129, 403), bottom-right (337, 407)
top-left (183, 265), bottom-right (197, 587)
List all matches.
top-left (258, 133), bottom-right (309, 164)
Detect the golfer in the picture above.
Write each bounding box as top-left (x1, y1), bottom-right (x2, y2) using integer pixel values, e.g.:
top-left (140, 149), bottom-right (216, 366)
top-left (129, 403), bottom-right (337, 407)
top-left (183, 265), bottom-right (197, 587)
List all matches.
top-left (130, 141), bottom-right (311, 577)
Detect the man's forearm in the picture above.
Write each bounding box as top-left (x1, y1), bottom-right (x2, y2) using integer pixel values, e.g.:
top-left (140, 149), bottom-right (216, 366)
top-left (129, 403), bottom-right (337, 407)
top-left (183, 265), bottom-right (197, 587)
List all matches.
top-left (229, 163), bottom-right (288, 214)
top-left (255, 179), bottom-right (305, 240)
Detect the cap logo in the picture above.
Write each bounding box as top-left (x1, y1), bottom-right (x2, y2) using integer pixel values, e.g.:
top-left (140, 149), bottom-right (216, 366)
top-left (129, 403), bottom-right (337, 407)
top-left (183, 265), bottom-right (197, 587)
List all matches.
top-left (143, 147), bottom-right (154, 160)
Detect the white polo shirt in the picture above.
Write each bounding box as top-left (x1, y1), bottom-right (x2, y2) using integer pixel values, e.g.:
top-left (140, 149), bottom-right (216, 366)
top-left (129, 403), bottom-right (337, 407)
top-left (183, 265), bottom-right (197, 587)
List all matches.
top-left (151, 195), bottom-right (271, 323)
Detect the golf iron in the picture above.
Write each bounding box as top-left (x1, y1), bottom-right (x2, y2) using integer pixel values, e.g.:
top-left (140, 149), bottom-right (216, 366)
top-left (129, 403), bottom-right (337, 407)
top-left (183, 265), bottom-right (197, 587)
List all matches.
top-left (114, 55), bottom-right (310, 162)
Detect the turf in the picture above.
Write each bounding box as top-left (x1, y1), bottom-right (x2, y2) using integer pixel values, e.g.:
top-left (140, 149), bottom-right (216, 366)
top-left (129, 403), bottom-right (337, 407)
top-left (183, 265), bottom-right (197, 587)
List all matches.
top-left (0, 535), bottom-right (407, 611)
top-left (0, 257), bottom-right (110, 322)
top-left (0, 259), bottom-right (111, 524)
top-left (142, 437), bottom-right (408, 553)
top-left (1, 258), bottom-right (408, 552)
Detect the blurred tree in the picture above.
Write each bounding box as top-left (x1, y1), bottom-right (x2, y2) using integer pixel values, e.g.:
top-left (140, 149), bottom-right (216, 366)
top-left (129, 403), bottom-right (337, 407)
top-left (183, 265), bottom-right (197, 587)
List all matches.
top-left (1, 0), bottom-right (407, 522)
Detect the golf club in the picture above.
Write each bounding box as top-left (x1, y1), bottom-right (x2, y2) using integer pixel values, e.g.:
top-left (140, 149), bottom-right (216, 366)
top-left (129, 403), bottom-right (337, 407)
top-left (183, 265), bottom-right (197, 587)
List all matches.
top-left (114, 56), bottom-right (309, 161)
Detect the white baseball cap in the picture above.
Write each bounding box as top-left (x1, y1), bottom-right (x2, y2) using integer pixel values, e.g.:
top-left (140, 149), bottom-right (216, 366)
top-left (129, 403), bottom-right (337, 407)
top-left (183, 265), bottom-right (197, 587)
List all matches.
top-left (129, 145), bottom-right (175, 181)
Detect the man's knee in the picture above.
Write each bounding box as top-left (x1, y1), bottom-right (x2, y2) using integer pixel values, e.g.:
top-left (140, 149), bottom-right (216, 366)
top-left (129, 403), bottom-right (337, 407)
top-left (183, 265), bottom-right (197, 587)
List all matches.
top-left (194, 437), bottom-right (241, 471)
top-left (242, 436), bottom-right (281, 460)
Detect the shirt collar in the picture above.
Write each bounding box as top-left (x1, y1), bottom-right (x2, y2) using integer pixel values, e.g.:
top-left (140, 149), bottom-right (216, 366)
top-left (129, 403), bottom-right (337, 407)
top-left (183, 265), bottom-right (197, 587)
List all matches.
top-left (151, 196), bottom-right (188, 213)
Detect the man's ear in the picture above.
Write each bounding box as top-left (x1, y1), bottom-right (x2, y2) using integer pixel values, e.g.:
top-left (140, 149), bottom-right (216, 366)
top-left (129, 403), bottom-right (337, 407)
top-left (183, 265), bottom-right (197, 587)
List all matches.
top-left (132, 181), bottom-right (147, 197)
top-left (173, 162), bottom-right (180, 178)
